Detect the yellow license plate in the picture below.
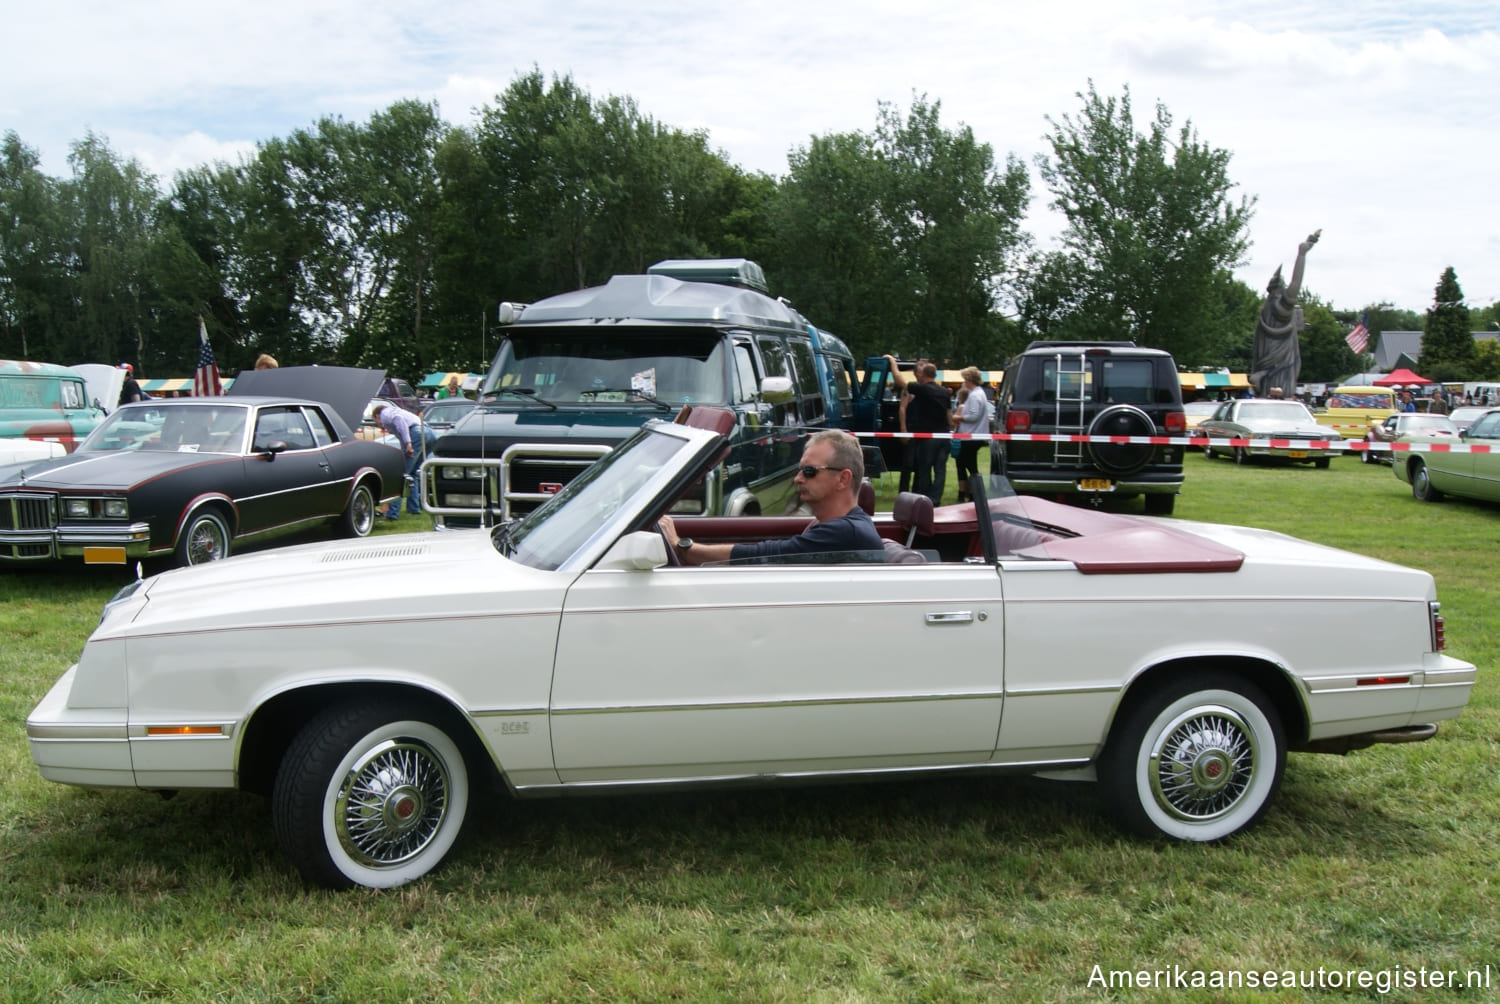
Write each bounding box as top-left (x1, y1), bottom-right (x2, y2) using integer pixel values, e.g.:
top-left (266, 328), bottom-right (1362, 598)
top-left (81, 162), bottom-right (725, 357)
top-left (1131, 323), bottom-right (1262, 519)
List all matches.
top-left (83, 547), bottom-right (127, 565)
top-left (1078, 478), bottom-right (1115, 492)
top-left (1286, 450), bottom-right (1307, 458)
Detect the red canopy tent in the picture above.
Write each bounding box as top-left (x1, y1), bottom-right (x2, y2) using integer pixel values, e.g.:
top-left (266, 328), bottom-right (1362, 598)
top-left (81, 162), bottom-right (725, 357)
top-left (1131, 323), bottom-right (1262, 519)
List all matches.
top-left (1373, 368), bottom-right (1429, 387)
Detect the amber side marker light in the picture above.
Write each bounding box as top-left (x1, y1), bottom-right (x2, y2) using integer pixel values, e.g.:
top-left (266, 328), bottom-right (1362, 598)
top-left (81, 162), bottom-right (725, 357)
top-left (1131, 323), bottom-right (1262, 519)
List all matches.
top-left (145, 725), bottom-right (225, 736)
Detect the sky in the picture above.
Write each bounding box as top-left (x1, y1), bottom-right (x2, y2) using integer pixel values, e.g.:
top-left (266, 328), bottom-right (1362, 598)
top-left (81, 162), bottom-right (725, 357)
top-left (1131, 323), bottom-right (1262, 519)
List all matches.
top-left (3, 0), bottom-right (1497, 316)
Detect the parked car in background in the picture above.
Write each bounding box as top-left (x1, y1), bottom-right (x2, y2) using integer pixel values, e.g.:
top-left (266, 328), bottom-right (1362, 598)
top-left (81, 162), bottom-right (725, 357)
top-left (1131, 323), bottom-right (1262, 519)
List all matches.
top-left (0, 437), bottom-right (65, 465)
top-left (1395, 408), bottom-right (1500, 505)
top-left (993, 340), bottom-right (1185, 514)
top-left (0, 367), bottom-right (404, 567)
top-left (1446, 406), bottom-right (1489, 433)
top-left (27, 408), bottom-right (1473, 889)
top-left (1199, 398), bottom-right (1341, 467)
top-left (1182, 400), bottom-right (1219, 450)
top-left (420, 396), bottom-right (477, 434)
top-left (0, 360), bottom-right (107, 453)
top-left (1316, 385), bottom-right (1397, 439)
top-left (1360, 413), bottom-right (1457, 465)
top-left (377, 376), bottom-right (428, 416)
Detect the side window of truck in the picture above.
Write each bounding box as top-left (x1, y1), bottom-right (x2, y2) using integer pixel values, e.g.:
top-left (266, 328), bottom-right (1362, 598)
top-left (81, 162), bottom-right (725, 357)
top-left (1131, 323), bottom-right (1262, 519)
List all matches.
top-left (787, 339), bottom-right (824, 423)
top-left (757, 337), bottom-right (795, 424)
top-left (733, 342), bottom-right (760, 404)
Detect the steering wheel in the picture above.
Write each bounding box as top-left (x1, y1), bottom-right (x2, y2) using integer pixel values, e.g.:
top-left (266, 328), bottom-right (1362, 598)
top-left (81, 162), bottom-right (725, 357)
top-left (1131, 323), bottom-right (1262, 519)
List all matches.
top-left (657, 522), bottom-right (682, 566)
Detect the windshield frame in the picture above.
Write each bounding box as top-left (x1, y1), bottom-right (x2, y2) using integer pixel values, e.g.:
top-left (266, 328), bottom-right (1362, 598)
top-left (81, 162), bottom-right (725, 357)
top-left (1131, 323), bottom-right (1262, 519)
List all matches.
top-left (505, 419), bottom-right (717, 572)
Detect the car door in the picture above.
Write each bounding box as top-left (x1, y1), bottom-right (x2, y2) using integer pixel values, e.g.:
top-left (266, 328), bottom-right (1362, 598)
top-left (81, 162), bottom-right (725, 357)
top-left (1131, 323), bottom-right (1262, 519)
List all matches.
top-left (236, 405), bottom-right (342, 532)
top-left (548, 561), bottom-right (1005, 783)
top-left (1451, 413), bottom-right (1500, 495)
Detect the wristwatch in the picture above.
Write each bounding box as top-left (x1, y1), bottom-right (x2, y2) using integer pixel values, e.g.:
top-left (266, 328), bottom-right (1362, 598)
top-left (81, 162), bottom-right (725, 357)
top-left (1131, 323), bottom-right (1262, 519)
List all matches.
top-left (675, 536), bottom-right (694, 552)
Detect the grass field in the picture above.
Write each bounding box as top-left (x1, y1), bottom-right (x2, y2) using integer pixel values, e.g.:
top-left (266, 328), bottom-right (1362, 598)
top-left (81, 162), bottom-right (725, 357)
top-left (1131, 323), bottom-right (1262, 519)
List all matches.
top-left (2, 452), bottom-right (1496, 1002)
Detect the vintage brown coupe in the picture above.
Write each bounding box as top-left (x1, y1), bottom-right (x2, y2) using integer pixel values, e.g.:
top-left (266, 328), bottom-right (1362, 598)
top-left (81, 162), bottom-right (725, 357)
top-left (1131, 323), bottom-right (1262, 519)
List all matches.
top-left (0, 367), bottom-right (404, 567)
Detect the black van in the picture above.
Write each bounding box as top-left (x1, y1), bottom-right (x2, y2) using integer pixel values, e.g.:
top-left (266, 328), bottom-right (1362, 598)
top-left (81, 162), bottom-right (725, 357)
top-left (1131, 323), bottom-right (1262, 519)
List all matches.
top-left (424, 260), bottom-right (862, 525)
top-left (993, 340), bottom-right (1185, 514)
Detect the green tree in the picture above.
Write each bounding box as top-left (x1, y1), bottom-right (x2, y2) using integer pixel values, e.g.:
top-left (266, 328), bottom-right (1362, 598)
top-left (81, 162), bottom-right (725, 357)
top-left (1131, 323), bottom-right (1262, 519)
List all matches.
top-left (1296, 293), bottom-right (1364, 382)
top-left (876, 97), bottom-right (1030, 366)
top-left (767, 130), bottom-right (896, 361)
top-left (1034, 82), bottom-right (1255, 364)
top-left (1419, 267), bottom-right (1475, 378)
top-left (0, 131), bottom-right (69, 359)
top-left (772, 96), bottom-right (1029, 366)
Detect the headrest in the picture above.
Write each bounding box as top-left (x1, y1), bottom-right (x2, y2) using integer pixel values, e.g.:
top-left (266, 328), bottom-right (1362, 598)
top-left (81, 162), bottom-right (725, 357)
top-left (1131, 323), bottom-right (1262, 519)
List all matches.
top-left (857, 478), bottom-right (875, 514)
top-left (892, 492), bottom-right (934, 536)
top-left (679, 405), bottom-right (736, 436)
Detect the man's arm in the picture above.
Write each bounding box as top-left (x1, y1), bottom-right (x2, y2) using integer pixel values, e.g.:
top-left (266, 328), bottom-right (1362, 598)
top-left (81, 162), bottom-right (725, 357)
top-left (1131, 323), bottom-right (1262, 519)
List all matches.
top-left (658, 515), bottom-right (735, 565)
top-left (884, 354), bottom-right (909, 390)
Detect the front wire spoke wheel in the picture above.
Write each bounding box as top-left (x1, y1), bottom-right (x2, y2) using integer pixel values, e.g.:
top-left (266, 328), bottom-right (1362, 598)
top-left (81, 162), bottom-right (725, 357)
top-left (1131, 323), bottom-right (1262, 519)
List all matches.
top-left (337, 739), bottom-right (450, 868)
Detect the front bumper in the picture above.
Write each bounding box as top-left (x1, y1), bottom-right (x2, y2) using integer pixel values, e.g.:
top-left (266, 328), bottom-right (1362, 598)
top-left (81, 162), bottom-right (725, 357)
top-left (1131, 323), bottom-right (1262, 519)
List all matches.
top-left (26, 667), bottom-right (135, 786)
top-left (0, 522), bottom-right (153, 563)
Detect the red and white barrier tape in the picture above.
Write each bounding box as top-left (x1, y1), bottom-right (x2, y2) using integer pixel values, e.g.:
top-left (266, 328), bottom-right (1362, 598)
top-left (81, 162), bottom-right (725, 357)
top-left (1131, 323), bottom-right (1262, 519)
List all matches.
top-left (847, 430), bottom-right (1492, 454)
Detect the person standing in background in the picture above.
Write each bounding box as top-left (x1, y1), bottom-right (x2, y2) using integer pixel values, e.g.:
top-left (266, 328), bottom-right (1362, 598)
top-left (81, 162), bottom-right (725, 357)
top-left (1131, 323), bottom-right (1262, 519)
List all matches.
top-left (890, 357), bottom-right (952, 504)
top-left (951, 366), bottom-right (989, 502)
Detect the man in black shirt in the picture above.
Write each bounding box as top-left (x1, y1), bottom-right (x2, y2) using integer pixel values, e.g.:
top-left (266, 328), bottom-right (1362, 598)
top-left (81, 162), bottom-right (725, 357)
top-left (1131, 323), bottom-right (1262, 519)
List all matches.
top-left (660, 430), bottom-right (882, 564)
top-left (893, 359), bottom-right (952, 504)
top-left (117, 364), bottom-right (143, 407)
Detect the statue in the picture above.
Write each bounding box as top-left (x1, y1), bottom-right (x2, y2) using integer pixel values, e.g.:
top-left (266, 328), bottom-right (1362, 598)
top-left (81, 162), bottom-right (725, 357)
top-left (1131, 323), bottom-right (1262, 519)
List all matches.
top-left (1250, 230), bottom-right (1320, 399)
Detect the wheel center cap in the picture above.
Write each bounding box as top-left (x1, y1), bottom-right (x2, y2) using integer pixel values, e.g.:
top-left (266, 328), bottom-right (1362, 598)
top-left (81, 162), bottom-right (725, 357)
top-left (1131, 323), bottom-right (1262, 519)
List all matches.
top-left (1192, 750), bottom-right (1233, 793)
top-left (382, 785), bottom-right (425, 832)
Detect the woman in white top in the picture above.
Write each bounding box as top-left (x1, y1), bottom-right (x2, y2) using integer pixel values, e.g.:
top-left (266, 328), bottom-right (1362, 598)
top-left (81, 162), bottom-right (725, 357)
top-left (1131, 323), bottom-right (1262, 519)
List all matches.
top-left (952, 366), bottom-right (990, 502)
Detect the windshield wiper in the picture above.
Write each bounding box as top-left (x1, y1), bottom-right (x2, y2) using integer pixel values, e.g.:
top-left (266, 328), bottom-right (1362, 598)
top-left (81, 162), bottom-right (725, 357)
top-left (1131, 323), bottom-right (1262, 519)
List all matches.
top-left (577, 388), bottom-right (673, 411)
top-left (480, 387), bottom-right (556, 410)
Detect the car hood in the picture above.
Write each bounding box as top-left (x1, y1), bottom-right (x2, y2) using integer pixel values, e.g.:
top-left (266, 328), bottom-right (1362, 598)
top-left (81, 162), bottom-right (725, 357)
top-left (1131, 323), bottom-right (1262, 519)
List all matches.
top-left (114, 529), bottom-right (557, 637)
top-left (227, 365), bottom-right (385, 431)
top-left (0, 449), bottom-right (242, 491)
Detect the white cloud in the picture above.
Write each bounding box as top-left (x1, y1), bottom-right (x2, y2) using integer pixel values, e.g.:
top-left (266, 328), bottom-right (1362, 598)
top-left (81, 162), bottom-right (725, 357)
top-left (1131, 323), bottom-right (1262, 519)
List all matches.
top-left (2, 0), bottom-right (1496, 312)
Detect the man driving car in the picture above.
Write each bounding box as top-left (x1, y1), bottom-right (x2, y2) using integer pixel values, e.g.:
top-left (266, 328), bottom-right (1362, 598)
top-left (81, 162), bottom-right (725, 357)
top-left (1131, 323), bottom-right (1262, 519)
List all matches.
top-left (658, 429), bottom-right (883, 565)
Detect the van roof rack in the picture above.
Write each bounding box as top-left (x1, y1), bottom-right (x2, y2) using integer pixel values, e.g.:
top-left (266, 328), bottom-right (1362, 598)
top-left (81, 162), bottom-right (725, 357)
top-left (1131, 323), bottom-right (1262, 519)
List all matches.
top-left (647, 259), bottom-right (770, 295)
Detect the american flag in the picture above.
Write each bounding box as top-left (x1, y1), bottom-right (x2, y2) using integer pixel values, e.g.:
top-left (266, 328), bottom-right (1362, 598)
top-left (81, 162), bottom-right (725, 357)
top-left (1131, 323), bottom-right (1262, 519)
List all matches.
top-left (1345, 321), bottom-right (1369, 355)
top-left (193, 317), bottom-right (223, 396)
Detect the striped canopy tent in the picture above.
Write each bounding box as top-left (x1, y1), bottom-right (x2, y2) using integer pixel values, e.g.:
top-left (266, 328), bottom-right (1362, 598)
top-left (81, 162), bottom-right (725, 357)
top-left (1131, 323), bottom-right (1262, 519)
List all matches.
top-left (418, 371), bottom-right (481, 390)
top-left (1179, 372), bottom-right (1250, 392)
top-left (140, 377), bottom-right (234, 396)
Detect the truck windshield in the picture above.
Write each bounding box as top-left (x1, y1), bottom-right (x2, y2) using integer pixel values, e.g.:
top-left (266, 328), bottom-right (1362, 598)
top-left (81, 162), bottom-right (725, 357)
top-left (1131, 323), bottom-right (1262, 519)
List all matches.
top-left (483, 329), bottom-right (729, 407)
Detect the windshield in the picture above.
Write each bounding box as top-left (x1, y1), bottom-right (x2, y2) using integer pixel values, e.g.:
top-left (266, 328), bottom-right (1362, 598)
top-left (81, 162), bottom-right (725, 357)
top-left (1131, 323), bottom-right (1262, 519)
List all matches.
top-left (79, 403), bottom-right (249, 453)
top-left (506, 424), bottom-right (694, 570)
top-left (482, 329), bottom-right (729, 406)
top-left (1240, 402), bottom-right (1315, 423)
top-left (1399, 416), bottom-right (1455, 433)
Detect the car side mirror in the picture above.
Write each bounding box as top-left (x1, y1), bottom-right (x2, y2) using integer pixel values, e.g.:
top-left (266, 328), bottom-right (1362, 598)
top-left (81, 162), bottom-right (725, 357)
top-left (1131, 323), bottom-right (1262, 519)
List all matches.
top-left (595, 530), bottom-right (668, 570)
top-left (259, 441), bottom-right (288, 460)
top-left (760, 375), bottom-right (795, 404)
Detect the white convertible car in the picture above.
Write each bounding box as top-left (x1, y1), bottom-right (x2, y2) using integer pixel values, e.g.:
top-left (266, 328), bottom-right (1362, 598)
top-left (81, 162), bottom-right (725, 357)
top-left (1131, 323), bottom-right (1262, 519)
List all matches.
top-left (28, 409), bottom-right (1475, 889)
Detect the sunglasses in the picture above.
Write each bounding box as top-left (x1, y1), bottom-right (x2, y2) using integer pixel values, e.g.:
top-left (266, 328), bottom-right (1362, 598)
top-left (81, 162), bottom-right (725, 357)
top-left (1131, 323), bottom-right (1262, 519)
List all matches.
top-left (796, 465), bottom-right (846, 478)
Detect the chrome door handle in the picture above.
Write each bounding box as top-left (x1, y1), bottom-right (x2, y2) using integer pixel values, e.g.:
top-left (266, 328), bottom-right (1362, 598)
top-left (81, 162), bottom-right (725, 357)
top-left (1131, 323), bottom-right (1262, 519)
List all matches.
top-left (924, 611), bottom-right (974, 625)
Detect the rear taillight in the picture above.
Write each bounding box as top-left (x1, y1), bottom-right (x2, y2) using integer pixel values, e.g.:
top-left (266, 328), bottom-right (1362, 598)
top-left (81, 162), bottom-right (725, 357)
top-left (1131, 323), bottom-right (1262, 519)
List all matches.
top-left (1164, 410), bottom-right (1186, 433)
top-left (1006, 410), bottom-right (1031, 433)
top-left (1430, 601), bottom-right (1446, 651)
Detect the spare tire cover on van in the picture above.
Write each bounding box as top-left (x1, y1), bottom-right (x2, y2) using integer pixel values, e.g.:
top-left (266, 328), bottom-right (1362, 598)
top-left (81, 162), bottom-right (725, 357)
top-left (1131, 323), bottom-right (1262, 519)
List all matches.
top-left (1087, 404), bottom-right (1156, 475)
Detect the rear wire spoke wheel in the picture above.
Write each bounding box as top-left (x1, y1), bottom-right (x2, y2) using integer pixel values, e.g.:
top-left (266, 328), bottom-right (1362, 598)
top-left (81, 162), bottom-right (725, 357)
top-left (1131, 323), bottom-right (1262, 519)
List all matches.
top-left (341, 482), bottom-right (377, 537)
top-left (274, 701), bottom-right (470, 889)
top-left (177, 510), bottom-right (231, 567)
top-left (1101, 675), bottom-right (1284, 842)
